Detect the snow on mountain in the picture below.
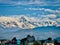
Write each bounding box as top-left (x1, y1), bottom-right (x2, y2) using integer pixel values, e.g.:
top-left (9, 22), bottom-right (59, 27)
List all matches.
top-left (0, 15), bottom-right (60, 29)
top-left (0, 16), bottom-right (35, 29)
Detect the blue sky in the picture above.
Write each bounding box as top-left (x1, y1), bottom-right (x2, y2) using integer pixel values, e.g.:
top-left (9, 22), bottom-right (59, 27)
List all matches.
top-left (0, 0), bottom-right (60, 39)
top-left (0, 0), bottom-right (60, 16)
top-left (0, 0), bottom-right (60, 6)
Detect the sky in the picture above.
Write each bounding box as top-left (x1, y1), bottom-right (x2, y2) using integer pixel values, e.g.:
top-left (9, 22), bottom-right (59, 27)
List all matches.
top-left (0, 0), bottom-right (60, 40)
top-left (0, 0), bottom-right (60, 16)
top-left (0, 0), bottom-right (60, 6)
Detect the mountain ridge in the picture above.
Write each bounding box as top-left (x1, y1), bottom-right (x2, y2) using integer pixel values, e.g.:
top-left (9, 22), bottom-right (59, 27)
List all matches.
top-left (0, 15), bottom-right (60, 29)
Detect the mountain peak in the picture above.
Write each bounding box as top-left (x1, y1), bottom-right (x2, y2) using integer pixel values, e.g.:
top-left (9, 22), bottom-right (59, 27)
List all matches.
top-left (0, 15), bottom-right (60, 29)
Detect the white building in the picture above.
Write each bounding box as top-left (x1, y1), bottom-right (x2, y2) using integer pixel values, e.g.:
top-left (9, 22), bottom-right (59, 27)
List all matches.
top-left (43, 43), bottom-right (54, 45)
top-left (43, 39), bottom-right (54, 45)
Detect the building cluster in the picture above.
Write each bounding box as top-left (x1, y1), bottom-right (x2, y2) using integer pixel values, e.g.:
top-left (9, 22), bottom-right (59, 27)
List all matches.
top-left (0, 35), bottom-right (60, 45)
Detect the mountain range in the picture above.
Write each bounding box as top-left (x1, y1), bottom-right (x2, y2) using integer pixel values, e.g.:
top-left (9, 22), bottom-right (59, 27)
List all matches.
top-left (0, 15), bottom-right (60, 29)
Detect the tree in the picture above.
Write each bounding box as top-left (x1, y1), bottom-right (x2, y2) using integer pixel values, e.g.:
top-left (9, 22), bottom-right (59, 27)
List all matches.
top-left (12, 37), bottom-right (17, 44)
top-left (54, 39), bottom-right (57, 45)
top-left (33, 42), bottom-right (40, 45)
top-left (47, 37), bottom-right (52, 41)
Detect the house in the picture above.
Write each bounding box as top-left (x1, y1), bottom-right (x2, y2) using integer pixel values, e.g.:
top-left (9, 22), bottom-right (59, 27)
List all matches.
top-left (43, 38), bottom-right (54, 45)
top-left (43, 43), bottom-right (54, 45)
top-left (0, 39), bottom-right (10, 45)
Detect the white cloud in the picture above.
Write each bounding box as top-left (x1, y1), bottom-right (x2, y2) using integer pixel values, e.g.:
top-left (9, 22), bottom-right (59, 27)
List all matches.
top-left (0, 0), bottom-right (60, 6)
top-left (25, 8), bottom-right (60, 14)
top-left (42, 14), bottom-right (57, 18)
top-left (44, 9), bottom-right (60, 13)
top-left (27, 8), bottom-right (60, 14)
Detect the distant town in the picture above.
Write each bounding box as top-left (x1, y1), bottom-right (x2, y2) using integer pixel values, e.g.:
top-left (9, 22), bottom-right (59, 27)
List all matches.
top-left (0, 35), bottom-right (60, 45)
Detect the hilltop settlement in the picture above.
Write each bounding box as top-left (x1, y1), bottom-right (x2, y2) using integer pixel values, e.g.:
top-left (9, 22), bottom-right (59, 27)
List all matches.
top-left (0, 35), bottom-right (60, 45)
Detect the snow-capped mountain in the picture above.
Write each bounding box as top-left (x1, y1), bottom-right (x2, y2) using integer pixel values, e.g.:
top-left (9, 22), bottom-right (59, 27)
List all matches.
top-left (0, 15), bottom-right (60, 29)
